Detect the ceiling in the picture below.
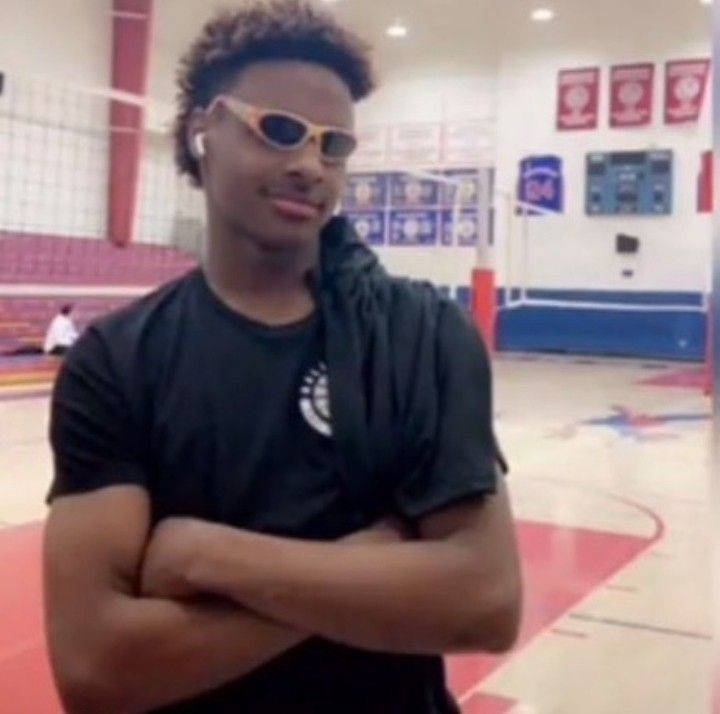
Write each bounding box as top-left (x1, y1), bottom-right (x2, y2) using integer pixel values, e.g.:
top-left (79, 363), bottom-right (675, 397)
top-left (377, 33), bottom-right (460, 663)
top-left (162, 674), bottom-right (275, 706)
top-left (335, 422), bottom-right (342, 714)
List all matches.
top-left (149, 0), bottom-right (712, 100)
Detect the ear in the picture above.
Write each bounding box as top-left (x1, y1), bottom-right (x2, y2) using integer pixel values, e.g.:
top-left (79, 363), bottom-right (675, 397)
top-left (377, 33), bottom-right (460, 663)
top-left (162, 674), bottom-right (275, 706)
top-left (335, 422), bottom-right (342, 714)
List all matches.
top-left (186, 110), bottom-right (208, 161)
top-left (191, 133), bottom-right (206, 158)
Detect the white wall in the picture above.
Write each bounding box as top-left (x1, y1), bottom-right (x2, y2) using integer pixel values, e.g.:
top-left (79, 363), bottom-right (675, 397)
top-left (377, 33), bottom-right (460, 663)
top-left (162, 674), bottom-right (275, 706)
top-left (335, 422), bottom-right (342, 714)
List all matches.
top-left (351, 2), bottom-right (712, 297)
top-left (0, 0), bottom-right (111, 239)
top-left (136, 132), bottom-right (205, 247)
top-left (0, 0), bottom-right (711, 280)
top-left (0, 0), bottom-right (110, 86)
top-left (0, 0), bottom-right (195, 246)
top-left (494, 25), bottom-right (712, 294)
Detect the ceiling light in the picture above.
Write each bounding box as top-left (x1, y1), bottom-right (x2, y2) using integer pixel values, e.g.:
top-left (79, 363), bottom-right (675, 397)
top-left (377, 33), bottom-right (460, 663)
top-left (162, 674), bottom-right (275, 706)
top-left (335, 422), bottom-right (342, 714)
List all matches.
top-left (531, 7), bottom-right (555, 21)
top-left (699, 0), bottom-right (712, 6)
top-left (387, 20), bottom-right (408, 38)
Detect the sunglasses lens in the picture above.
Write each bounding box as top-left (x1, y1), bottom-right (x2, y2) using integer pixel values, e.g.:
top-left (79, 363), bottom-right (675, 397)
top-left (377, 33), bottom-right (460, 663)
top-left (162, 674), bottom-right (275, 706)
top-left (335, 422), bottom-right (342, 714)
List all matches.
top-left (256, 107), bottom-right (357, 161)
top-left (259, 113), bottom-right (307, 147)
top-left (321, 131), bottom-right (357, 160)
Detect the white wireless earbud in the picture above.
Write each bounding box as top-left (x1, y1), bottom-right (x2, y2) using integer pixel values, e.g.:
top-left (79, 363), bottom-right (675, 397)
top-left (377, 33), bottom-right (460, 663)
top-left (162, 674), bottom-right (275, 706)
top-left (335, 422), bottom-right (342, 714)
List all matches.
top-left (192, 133), bottom-right (206, 159)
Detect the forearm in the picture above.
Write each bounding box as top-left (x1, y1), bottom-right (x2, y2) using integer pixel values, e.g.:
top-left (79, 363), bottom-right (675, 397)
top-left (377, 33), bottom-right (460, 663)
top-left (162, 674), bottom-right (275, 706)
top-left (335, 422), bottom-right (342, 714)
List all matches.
top-left (56, 595), bottom-right (304, 713)
top-left (95, 514), bottom-right (409, 713)
top-left (189, 530), bottom-right (507, 655)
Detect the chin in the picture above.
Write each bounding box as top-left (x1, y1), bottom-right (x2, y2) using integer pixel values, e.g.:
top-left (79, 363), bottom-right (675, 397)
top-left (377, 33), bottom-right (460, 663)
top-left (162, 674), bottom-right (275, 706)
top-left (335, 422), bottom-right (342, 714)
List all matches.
top-left (254, 224), bottom-right (321, 252)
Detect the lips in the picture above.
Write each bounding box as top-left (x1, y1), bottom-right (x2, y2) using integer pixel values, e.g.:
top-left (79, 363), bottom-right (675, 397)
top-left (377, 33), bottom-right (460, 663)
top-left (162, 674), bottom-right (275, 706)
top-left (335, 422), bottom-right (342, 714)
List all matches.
top-left (265, 190), bottom-right (325, 221)
top-left (270, 198), bottom-right (322, 220)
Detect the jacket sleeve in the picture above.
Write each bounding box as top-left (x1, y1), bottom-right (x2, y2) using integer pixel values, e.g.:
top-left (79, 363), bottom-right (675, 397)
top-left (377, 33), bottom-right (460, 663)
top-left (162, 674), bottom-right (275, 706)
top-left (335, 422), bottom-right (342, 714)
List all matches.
top-left (394, 300), bottom-right (505, 520)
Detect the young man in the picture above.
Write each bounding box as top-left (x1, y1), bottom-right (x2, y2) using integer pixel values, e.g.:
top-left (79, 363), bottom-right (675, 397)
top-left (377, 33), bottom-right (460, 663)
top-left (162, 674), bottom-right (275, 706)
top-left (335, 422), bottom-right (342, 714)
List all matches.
top-left (43, 2), bottom-right (522, 712)
top-left (43, 303), bottom-right (79, 356)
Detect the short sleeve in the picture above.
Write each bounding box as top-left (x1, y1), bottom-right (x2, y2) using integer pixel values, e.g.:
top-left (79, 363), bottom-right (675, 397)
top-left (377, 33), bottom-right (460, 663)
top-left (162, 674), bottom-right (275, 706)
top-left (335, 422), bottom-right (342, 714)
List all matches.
top-left (47, 327), bottom-right (147, 502)
top-left (395, 301), bottom-right (506, 520)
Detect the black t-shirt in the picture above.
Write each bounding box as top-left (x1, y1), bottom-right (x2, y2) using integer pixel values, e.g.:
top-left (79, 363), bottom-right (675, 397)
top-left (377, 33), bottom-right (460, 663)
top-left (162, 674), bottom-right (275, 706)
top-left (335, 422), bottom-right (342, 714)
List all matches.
top-left (49, 268), bottom-right (498, 713)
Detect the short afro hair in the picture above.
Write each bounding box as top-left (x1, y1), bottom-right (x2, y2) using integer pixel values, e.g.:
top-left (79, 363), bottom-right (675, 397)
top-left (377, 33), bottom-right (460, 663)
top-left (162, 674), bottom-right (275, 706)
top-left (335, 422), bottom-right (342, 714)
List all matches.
top-left (174, 0), bottom-right (376, 185)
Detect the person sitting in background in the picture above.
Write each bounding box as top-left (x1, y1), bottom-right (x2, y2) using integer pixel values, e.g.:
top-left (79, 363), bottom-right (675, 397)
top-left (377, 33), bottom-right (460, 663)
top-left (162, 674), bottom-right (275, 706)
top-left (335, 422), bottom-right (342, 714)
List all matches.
top-left (43, 304), bottom-right (79, 356)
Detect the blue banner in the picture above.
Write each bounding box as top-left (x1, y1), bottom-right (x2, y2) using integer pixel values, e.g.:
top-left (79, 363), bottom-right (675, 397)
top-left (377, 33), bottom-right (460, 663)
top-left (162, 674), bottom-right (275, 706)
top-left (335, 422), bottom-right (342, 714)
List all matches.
top-left (518, 155), bottom-right (564, 214)
top-left (345, 211), bottom-right (386, 246)
top-left (441, 169), bottom-right (480, 207)
top-left (442, 210), bottom-right (479, 246)
top-left (390, 174), bottom-right (440, 208)
top-left (343, 173), bottom-right (388, 210)
top-left (389, 210), bottom-right (439, 246)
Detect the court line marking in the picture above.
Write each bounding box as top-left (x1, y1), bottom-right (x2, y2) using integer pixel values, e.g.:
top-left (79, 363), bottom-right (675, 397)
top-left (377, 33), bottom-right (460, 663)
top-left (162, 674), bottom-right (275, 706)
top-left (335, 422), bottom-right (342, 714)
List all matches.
top-left (568, 613), bottom-right (712, 641)
top-left (550, 628), bottom-right (588, 640)
top-left (605, 584), bottom-right (638, 593)
top-left (458, 479), bottom-right (665, 705)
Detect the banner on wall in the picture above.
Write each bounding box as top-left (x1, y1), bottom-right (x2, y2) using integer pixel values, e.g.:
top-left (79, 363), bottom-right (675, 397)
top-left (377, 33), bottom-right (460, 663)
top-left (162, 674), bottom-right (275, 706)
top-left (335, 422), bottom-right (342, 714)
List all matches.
top-left (389, 124), bottom-right (443, 165)
top-left (389, 211), bottom-right (439, 246)
top-left (441, 210), bottom-right (479, 246)
top-left (610, 63), bottom-right (654, 128)
top-left (350, 126), bottom-right (389, 168)
top-left (517, 155), bottom-right (564, 214)
top-left (557, 67), bottom-right (600, 131)
top-left (341, 168), bottom-right (494, 249)
top-left (342, 173), bottom-right (388, 210)
top-left (390, 173), bottom-right (440, 207)
top-left (440, 169), bottom-right (483, 207)
top-left (664, 58), bottom-right (710, 124)
top-left (442, 122), bottom-right (493, 165)
top-left (345, 211), bottom-right (386, 246)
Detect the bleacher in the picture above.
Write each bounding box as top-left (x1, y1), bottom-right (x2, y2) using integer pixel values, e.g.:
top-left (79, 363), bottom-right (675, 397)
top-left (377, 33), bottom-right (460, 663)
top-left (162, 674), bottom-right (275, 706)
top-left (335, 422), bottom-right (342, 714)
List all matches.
top-left (0, 233), bottom-right (198, 369)
top-left (0, 233), bottom-right (197, 286)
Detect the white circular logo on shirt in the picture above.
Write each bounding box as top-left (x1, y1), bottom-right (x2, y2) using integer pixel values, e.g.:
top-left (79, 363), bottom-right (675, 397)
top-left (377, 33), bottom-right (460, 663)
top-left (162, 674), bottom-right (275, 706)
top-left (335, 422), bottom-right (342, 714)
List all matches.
top-left (299, 362), bottom-right (332, 437)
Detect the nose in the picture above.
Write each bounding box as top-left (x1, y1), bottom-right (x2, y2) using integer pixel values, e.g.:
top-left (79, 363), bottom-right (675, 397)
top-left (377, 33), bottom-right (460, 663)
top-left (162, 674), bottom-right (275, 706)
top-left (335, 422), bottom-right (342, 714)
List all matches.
top-left (285, 136), bottom-right (325, 183)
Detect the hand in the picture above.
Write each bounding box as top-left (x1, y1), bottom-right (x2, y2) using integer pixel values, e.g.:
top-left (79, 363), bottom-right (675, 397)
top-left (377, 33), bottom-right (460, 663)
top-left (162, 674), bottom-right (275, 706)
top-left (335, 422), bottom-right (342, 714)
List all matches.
top-left (140, 517), bottom-right (214, 599)
top-left (342, 517), bottom-right (408, 545)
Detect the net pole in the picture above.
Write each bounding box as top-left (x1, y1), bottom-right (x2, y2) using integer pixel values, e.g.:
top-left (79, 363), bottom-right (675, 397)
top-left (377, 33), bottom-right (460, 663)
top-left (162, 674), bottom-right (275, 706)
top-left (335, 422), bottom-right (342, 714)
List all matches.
top-left (471, 167), bottom-right (496, 350)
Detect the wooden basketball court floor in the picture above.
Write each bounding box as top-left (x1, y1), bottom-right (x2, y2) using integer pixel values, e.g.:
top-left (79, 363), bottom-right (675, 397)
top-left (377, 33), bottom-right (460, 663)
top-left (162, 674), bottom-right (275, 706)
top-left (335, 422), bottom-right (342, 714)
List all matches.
top-left (0, 354), bottom-right (712, 713)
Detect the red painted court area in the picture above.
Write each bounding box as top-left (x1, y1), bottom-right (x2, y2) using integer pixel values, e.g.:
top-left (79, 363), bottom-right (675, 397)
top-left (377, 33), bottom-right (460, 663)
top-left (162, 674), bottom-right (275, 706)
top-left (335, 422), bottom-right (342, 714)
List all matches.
top-left (0, 520), bottom-right (653, 712)
top-left (637, 366), bottom-right (706, 390)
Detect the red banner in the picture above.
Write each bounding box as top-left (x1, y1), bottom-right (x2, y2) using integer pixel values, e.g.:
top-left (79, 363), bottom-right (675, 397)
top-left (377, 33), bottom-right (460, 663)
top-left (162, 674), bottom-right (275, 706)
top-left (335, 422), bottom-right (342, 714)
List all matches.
top-left (665, 58), bottom-right (710, 124)
top-left (610, 63), bottom-right (654, 127)
top-left (557, 68), bottom-right (600, 131)
top-left (698, 150), bottom-right (713, 213)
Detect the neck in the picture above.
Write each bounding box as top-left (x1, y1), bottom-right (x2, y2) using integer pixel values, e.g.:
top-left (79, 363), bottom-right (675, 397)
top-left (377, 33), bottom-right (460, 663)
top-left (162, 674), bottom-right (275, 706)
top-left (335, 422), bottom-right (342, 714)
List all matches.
top-left (202, 211), bottom-right (319, 326)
